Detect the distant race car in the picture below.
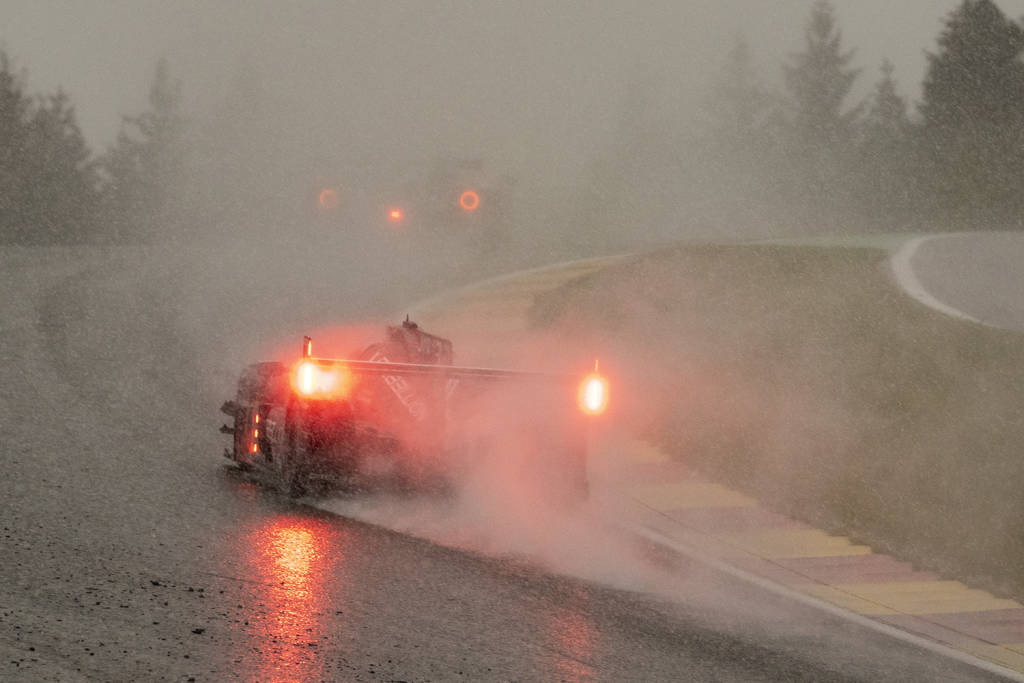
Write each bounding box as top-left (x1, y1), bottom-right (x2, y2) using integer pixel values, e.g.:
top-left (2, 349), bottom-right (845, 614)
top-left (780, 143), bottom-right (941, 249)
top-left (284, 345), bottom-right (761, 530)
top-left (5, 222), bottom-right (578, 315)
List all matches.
top-left (220, 318), bottom-right (608, 499)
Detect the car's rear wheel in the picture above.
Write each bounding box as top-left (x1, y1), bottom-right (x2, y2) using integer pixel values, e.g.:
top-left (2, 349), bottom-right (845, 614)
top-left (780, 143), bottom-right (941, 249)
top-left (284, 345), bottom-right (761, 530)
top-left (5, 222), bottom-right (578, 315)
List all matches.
top-left (279, 400), bottom-right (316, 497)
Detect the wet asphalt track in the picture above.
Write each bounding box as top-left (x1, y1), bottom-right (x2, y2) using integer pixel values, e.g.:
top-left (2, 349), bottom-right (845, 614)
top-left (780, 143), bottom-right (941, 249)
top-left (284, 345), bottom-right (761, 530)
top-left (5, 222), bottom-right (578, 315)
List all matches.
top-left (0, 244), bottom-right (1012, 681)
top-left (908, 232), bottom-right (1024, 332)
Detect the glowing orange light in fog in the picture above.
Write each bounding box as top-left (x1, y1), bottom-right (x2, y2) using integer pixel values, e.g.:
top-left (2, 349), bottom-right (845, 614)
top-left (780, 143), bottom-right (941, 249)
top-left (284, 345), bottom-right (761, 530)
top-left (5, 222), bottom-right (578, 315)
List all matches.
top-left (318, 188), bottom-right (339, 210)
top-left (577, 371), bottom-right (609, 416)
top-left (294, 360), bottom-right (351, 399)
top-left (388, 207), bottom-right (404, 222)
top-left (298, 361), bottom-right (313, 394)
top-left (459, 190), bottom-right (480, 211)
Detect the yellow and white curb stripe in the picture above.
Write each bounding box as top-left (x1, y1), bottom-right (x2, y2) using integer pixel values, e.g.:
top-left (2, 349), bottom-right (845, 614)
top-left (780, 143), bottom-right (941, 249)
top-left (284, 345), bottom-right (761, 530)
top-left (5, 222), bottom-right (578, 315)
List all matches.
top-left (619, 455), bottom-right (1024, 676)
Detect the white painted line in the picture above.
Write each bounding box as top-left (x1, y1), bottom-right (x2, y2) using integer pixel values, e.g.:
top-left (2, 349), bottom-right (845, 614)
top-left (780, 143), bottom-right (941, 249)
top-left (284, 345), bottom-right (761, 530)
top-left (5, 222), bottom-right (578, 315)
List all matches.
top-left (891, 235), bottom-right (985, 325)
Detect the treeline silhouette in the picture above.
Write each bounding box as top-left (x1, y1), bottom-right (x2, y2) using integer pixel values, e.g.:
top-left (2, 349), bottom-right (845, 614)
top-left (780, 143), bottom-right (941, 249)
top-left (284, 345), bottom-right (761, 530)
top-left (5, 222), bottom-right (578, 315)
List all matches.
top-left (0, 54), bottom-right (187, 245)
top-left (742, 0), bottom-right (1024, 231)
top-left (584, 0), bottom-right (1024, 244)
top-left (2, 0), bottom-right (1023, 246)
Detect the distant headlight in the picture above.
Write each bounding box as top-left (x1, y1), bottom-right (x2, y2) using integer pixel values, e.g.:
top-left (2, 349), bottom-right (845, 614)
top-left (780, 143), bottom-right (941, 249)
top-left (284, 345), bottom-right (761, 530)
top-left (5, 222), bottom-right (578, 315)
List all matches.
top-left (459, 190), bottom-right (480, 211)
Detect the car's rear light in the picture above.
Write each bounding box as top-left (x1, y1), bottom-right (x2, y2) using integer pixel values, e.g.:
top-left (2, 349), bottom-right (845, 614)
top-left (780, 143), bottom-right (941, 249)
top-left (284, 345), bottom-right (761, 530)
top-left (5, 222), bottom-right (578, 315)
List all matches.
top-left (294, 360), bottom-right (350, 399)
top-left (578, 368), bottom-right (609, 416)
top-left (251, 412), bottom-right (260, 455)
top-left (298, 361), bottom-right (315, 394)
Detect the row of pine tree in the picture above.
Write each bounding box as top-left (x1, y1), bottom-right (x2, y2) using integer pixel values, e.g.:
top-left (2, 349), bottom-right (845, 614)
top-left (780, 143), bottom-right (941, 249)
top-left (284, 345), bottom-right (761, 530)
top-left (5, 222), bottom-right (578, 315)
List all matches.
top-left (0, 55), bottom-right (186, 245)
top-left (704, 0), bottom-right (1024, 230)
top-left (2, 0), bottom-right (1023, 246)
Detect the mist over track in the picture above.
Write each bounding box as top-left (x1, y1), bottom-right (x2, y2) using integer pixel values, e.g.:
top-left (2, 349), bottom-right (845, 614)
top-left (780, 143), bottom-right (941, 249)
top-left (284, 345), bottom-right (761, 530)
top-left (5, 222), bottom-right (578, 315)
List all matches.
top-left (0, 239), bottom-right (1014, 681)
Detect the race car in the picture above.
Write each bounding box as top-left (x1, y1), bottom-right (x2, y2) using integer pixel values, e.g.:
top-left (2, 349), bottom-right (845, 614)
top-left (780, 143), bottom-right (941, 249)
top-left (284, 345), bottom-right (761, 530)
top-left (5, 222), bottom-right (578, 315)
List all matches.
top-left (219, 318), bottom-right (608, 499)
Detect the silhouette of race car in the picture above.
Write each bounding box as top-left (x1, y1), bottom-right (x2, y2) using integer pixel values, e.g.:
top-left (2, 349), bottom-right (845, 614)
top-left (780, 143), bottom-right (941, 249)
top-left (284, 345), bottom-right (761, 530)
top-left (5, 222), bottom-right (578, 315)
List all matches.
top-left (220, 318), bottom-right (608, 499)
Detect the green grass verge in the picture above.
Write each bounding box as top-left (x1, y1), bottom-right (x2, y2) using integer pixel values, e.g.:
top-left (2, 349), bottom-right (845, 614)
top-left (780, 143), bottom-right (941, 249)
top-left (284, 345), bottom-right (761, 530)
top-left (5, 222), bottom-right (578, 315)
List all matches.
top-left (530, 243), bottom-right (1024, 597)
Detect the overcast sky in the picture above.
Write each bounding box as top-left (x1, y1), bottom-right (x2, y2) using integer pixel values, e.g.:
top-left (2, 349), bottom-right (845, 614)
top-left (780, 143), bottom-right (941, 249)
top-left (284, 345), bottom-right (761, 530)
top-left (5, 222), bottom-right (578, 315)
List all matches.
top-left (3, 1), bottom-right (1024, 186)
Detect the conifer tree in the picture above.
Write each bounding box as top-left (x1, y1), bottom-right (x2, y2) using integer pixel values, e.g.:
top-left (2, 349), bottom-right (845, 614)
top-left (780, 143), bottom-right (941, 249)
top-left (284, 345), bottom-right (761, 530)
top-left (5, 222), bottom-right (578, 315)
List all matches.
top-left (0, 51), bottom-right (99, 244)
top-left (0, 50), bottom-right (32, 242)
top-left (782, 1), bottom-right (862, 223)
top-left (101, 58), bottom-right (188, 242)
top-left (921, 0), bottom-right (1024, 130)
top-left (855, 60), bottom-right (914, 224)
top-left (708, 35), bottom-right (775, 149)
top-left (784, 1), bottom-right (861, 150)
top-left (864, 60), bottom-right (909, 141)
top-left (21, 91), bottom-right (100, 243)
top-left (190, 59), bottom-right (293, 239)
top-left (698, 34), bottom-right (788, 230)
top-left (918, 0), bottom-right (1024, 223)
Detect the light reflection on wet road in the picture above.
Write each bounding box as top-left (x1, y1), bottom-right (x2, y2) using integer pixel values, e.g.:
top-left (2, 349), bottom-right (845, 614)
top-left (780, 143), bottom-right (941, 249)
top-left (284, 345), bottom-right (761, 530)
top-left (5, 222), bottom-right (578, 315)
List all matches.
top-left (547, 588), bottom-right (600, 682)
top-left (240, 515), bottom-right (340, 683)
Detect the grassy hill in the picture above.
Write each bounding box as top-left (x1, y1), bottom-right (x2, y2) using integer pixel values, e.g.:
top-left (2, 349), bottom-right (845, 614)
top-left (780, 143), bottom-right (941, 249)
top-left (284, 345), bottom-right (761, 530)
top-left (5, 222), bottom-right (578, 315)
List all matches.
top-left (531, 243), bottom-right (1024, 597)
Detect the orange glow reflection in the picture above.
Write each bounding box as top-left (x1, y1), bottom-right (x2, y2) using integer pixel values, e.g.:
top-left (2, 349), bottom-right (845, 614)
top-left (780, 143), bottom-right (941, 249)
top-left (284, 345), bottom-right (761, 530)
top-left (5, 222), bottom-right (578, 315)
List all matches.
top-left (272, 524), bottom-right (318, 580)
top-left (240, 516), bottom-right (344, 683)
top-left (547, 593), bottom-right (599, 682)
